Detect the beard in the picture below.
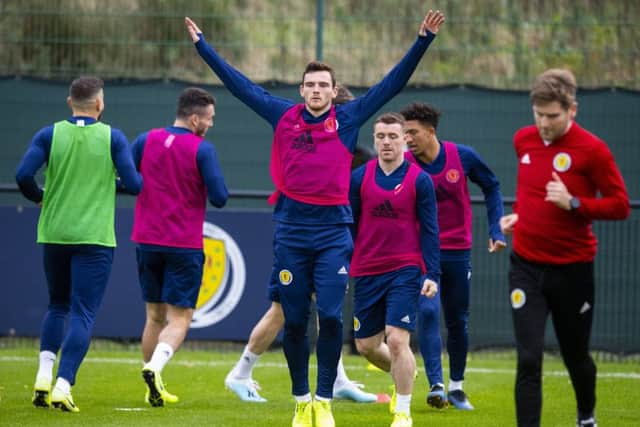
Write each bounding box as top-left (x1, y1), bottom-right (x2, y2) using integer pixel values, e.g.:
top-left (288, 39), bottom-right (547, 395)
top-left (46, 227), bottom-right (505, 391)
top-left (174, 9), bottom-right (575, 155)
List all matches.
top-left (194, 125), bottom-right (207, 137)
top-left (305, 97), bottom-right (331, 114)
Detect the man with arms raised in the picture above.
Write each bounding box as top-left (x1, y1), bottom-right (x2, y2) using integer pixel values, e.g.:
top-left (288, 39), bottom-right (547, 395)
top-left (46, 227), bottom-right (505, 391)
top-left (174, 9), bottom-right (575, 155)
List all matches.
top-left (186, 10), bottom-right (444, 426)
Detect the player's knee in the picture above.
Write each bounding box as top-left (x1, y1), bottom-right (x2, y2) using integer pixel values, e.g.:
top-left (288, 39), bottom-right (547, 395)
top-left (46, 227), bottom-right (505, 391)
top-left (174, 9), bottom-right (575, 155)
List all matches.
top-left (317, 313), bottom-right (341, 335)
top-left (444, 314), bottom-right (468, 334)
top-left (419, 299), bottom-right (439, 323)
top-left (517, 351), bottom-right (542, 373)
top-left (146, 310), bottom-right (167, 325)
top-left (48, 302), bottom-right (70, 315)
top-left (355, 338), bottom-right (375, 357)
top-left (283, 320), bottom-right (307, 341)
top-left (386, 332), bottom-right (410, 356)
top-left (563, 350), bottom-right (595, 371)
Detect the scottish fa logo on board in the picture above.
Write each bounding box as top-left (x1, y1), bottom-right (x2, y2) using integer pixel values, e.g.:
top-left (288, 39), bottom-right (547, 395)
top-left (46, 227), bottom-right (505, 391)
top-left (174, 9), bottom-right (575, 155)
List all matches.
top-left (191, 222), bottom-right (246, 328)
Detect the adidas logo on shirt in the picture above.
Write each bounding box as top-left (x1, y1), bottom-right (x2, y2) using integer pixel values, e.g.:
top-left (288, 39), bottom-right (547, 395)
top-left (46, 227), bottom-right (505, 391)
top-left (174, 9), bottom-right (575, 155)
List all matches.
top-left (521, 153), bottom-right (531, 164)
top-left (291, 131), bottom-right (315, 152)
top-left (400, 315), bottom-right (411, 324)
top-left (372, 200), bottom-right (398, 219)
top-left (337, 266), bottom-right (348, 275)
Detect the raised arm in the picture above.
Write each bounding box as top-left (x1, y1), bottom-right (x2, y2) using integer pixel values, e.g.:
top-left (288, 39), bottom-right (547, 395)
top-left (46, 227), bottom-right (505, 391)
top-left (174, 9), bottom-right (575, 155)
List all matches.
top-left (341, 10), bottom-right (445, 125)
top-left (185, 17), bottom-right (292, 127)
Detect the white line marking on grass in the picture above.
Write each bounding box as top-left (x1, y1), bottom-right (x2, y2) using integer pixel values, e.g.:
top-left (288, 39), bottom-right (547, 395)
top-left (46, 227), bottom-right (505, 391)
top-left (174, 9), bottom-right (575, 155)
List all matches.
top-left (114, 407), bottom-right (148, 411)
top-left (2, 356), bottom-right (639, 379)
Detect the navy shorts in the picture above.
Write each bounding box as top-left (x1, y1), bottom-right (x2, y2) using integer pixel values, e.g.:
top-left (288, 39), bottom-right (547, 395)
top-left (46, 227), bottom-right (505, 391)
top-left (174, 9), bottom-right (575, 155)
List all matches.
top-left (136, 247), bottom-right (205, 308)
top-left (271, 222), bottom-right (353, 324)
top-left (353, 266), bottom-right (422, 338)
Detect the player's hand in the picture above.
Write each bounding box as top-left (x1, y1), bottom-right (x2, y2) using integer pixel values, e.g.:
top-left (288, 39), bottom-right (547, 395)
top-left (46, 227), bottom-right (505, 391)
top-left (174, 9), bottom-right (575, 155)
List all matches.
top-left (545, 172), bottom-right (572, 210)
top-left (419, 9), bottom-right (445, 36)
top-left (185, 17), bottom-right (202, 43)
top-left (499, 213), bottom-right (518, 235)
top-left (488, 238), bottom-right (507, 253)
top-left (421, 279), bottom-right (438, 298)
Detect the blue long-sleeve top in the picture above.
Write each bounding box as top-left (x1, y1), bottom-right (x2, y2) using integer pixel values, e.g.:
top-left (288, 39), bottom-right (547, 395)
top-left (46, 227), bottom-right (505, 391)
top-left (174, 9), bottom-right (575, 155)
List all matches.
top-left (194, 31), bottom-right (436, 225)
top-left (350, 160), bottom-right (441, 284)
top-left (410, 142), bottom-right (505, 261)
top-left (15, 117), bottom-right (142, 203)
top-left (131, 126), bottom-right (229, 208)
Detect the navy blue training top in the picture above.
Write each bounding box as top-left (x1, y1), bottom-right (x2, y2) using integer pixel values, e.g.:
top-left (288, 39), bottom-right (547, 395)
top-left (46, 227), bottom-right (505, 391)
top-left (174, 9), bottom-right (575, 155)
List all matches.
top-left (194, 32), bottom-right (436, 225)
top-left (350, 160), bottom-right (441, 284)
top-left (15, 117), bottom-right (142, 203)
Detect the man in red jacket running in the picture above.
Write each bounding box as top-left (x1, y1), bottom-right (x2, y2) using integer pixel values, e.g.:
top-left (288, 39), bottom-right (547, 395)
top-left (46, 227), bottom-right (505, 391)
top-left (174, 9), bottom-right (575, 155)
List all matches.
top-left (500, 68), bottom-right (630, 427)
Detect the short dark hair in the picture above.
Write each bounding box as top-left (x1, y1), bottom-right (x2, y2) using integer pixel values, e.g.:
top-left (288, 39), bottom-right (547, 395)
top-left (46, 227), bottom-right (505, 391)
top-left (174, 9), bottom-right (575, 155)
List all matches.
top-left (176, 87), bottom-right (215, 119)
top-left (333, 83), bottom-right (354, 105)
top-left (400, 102), bottom-right (440, 130)
top-left (69, 76), bottom-right (104, 103)
top-left (530, 68), bottom-right (577, 110)
top-left (302, 61), bottom-right (336, 87)
top-left (374, 112), bottom-right (405, 127)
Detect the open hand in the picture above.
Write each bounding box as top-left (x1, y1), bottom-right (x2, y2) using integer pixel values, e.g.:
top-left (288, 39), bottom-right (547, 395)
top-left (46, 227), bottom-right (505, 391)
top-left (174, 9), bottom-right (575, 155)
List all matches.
top-left (185, 17), bottom-right (202, 43)
top-left (419, 9), bottom-right (446, 36)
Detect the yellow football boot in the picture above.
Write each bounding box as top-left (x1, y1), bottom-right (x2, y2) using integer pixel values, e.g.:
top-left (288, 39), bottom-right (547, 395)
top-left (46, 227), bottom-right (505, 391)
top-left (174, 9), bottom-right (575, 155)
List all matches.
top-left (32, 376), bottom-right (51, 408)
top-left (50, 388), bottom-right (79, 413)
top-left (142, 368), bottom-right (179, 407)
top-left (312, 399), bottom-right (336, 427)
top-left (292, 400), bottom-right (313, 427)
top-left (391, 412), bottom-right (412, 427)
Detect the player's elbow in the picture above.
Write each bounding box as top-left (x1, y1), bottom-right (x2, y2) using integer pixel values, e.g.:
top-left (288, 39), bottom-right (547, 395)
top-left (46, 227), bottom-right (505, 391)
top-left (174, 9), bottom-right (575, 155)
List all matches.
top-left (124, 175), bottom-right (143, 195)
top-left (15, 167), bottom-right (33, 187)
top-left (209, 190), bottom-right (228, 208)
top-left (209, 199), bottom-right (227, 208)
top-left (616, 200), bottom-right (631, 220)
top-left (599, 198), bottom-right (631, 220)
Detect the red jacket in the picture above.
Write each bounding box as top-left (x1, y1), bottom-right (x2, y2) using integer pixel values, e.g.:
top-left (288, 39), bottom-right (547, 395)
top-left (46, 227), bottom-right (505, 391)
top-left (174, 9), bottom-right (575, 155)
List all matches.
top-left (512, 122), bottom-right (629, 264)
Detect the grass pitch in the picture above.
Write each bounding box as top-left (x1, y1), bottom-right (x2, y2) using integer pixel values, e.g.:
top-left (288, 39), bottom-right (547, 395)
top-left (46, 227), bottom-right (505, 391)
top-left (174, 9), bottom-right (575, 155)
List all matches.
top-left (0, 342), bottom-right (639, 426)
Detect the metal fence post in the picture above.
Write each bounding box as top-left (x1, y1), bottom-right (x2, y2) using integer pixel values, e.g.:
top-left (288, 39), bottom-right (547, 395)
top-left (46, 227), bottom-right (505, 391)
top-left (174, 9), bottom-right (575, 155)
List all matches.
top-left (316, 0), bottom-right (324, 61)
